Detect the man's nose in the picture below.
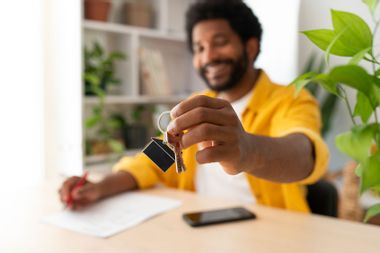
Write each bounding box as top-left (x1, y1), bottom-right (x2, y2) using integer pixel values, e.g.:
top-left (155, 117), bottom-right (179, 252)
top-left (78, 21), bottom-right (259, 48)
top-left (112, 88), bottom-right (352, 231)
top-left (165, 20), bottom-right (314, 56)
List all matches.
top-left (201, 47), bottom-right (219, 66)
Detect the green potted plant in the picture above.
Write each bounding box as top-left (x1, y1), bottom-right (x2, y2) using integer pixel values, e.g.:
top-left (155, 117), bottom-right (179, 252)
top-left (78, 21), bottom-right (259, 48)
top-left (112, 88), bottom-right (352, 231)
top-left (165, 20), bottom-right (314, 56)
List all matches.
top-left (84, 41), bottom-right (127, 156)
top-left (292, 0), bottom-right (380, 222)
top-left (84, 41), bottom-right (125, 96)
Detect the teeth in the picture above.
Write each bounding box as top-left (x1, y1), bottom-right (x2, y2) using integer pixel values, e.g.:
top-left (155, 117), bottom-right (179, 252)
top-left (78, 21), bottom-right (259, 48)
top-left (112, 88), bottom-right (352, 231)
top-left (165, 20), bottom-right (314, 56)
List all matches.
top-left (206, 64), bottom-right (227, 77)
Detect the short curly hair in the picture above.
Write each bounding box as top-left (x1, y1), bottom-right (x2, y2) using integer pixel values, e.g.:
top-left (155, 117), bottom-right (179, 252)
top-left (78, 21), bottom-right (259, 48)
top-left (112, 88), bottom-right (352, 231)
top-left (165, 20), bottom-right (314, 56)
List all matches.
top-left (185, 0), bottom-right (263, 54)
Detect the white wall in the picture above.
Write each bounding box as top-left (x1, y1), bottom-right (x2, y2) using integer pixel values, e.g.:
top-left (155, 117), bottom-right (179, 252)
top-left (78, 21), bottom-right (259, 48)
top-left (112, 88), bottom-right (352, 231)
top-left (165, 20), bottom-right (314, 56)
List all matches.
top-left (245, 0), bottom-right (301, 84)
top-left (44, 0), bottom-right (83, 177)
top-left (299, 0), bottom-right (380, 171)
top-left (0, 1), bottom-right (44, 188)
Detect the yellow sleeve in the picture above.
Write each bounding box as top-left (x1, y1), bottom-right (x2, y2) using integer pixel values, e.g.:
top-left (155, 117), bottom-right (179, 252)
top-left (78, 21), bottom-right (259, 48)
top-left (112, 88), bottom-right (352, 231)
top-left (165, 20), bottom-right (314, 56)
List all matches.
top-left (270, 88), bottom-right (330, 184)
top-left (112, 152), bottom-right (165, 189)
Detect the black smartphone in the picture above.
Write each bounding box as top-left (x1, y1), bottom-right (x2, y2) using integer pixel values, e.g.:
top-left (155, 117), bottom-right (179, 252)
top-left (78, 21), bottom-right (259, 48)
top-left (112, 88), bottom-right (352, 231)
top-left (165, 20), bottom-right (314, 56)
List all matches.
top-left (182, 207), bottom-right (256, 227)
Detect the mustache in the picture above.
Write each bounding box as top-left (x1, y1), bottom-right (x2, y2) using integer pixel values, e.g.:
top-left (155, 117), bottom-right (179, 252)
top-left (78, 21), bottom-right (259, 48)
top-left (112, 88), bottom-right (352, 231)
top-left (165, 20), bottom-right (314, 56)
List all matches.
top-left (200, 59), bottom-right (235, 75)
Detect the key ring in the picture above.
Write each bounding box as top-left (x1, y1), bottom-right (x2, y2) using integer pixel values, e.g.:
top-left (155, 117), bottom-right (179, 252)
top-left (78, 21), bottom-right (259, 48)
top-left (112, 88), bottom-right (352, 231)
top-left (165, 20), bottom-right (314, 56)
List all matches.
top-left (157, 111), bottom-right (171, 134)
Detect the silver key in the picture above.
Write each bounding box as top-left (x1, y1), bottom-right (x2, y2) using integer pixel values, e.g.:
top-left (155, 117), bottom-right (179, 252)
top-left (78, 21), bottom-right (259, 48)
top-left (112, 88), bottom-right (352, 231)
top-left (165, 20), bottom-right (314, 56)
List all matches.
top-left (164, 131), bottom-right (186, 173)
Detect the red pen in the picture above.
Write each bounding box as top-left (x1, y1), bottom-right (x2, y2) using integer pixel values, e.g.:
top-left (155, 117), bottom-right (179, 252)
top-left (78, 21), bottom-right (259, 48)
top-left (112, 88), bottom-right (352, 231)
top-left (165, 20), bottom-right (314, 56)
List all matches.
top-left (65, 171), bottom-right (89, 209)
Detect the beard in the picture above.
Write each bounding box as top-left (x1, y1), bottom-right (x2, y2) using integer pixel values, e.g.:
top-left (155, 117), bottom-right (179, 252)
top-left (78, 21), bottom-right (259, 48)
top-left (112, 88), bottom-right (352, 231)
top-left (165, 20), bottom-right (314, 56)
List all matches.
top-left (199, 50), bottom-right (249, 92)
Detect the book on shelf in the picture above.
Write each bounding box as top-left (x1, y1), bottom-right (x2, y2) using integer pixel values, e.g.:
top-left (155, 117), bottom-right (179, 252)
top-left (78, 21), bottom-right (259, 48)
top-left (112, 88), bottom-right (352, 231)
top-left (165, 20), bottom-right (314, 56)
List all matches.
top-left (139, 47), bottom-right (172, 96)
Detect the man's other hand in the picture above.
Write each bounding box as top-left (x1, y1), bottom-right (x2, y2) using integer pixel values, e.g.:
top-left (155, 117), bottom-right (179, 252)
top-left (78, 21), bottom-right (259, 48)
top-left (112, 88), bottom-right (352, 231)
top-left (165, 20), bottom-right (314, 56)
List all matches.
top-left (58, 176), bottom-right (102, 210)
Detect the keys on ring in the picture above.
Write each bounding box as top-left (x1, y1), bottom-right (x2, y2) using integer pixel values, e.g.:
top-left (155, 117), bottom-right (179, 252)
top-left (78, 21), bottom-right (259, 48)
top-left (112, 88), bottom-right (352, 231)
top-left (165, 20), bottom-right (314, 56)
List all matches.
top-left (142, 111), bottom-right (186, 173)
top-left (164, 131), bottom-right (186, 173)
top-left (160, 111), bottom-right (186, 173)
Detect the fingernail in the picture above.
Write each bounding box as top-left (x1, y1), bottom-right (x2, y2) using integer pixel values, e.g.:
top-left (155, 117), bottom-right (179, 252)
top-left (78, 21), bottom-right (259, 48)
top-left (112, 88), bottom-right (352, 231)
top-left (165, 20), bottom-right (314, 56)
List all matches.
top-left (171, 104), bottom-right (180, 118)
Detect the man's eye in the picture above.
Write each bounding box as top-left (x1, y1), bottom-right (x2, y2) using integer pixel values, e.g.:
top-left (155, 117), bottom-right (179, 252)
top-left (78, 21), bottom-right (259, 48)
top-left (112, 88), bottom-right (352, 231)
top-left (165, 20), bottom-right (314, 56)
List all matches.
top-left (193, 46), bottom-right (203, 53)
top-left (214, 38), bottom-right (228, 46)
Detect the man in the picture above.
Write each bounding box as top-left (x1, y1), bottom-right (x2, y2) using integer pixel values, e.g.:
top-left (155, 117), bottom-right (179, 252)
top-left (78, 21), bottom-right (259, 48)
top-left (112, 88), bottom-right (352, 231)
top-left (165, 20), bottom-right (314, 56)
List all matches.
top-left (60, 0), bottom-right (329, 212)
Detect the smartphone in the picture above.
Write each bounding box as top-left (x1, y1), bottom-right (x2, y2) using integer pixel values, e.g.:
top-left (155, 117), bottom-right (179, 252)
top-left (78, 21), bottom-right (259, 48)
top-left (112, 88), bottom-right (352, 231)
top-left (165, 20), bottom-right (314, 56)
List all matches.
top-left (182, 207), bottom-right (256, 227)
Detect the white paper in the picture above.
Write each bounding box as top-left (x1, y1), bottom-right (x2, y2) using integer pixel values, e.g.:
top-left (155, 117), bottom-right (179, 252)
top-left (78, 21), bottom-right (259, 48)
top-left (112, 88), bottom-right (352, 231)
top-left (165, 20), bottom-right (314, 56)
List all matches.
top-left (43, 192), bottom-right (181, 238)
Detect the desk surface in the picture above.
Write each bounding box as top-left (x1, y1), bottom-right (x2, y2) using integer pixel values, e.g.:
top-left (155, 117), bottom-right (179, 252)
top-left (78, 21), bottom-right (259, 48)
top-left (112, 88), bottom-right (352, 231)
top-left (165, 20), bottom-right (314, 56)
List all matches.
top-left (1, 179), bottom-right (379, 253)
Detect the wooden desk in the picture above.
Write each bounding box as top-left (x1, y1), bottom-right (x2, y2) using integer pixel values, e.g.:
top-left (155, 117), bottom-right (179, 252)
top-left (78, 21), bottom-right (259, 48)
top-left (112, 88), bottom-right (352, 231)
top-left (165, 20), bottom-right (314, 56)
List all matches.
top-left (1, 180), bottom-right (379, 253)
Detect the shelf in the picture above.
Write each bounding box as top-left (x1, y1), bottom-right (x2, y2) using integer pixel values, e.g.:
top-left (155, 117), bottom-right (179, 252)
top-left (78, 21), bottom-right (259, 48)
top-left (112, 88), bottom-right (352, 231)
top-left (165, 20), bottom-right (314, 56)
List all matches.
top-left (84, 95), bottom-right (188, 105)
top-left (83, 20), bottom-right (186, 42)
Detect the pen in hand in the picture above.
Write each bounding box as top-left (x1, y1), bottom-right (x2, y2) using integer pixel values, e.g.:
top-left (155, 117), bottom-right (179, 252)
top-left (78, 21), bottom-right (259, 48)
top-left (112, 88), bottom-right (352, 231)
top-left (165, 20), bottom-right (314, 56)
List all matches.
top-left (65, 171), bottom-right (89, 210)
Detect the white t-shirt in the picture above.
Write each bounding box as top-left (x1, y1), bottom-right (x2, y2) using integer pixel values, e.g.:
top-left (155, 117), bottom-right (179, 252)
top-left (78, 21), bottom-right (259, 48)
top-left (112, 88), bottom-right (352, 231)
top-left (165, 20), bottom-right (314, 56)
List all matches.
top-left (195, 90), bottom-right (256, 204)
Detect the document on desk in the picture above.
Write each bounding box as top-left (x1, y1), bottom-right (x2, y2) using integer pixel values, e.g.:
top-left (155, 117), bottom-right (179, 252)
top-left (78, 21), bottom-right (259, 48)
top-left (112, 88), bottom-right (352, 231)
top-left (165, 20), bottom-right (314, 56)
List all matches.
top-left (43, 192), bottom-right (181, 238)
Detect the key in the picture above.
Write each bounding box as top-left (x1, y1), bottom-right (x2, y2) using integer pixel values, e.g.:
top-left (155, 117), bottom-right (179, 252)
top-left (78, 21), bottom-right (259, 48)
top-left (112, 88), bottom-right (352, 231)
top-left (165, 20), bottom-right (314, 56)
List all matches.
top-left (174, 142), bottom-right (186, 173)
top-left (165, 131), bottom-right (186, 173)
top-left (156, 110), bottom-right (186, 173)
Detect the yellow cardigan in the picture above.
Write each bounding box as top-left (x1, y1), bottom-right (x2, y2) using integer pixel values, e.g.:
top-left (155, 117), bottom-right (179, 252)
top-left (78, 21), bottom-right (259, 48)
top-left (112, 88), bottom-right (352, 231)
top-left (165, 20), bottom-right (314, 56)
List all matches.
top-left (113, 71), bottom-right (330, 213)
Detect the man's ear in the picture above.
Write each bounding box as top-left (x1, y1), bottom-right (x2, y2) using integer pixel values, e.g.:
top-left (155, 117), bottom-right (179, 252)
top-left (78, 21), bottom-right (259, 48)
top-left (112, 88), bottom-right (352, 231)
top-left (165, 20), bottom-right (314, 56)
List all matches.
top-left (245, 38), bottom-right (259, 62)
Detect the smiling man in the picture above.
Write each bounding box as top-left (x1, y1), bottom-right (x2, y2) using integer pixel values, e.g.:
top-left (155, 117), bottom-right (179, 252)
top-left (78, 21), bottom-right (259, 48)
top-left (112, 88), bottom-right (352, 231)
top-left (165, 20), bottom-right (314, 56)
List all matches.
top-left (59, 0), bottom-right (329, 212)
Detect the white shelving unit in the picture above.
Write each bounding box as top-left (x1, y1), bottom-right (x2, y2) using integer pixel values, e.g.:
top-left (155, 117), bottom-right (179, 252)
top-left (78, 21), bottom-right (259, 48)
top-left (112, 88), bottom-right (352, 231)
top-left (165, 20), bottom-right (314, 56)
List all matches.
top-left (83, 0), bottom-right (201, 167)
top-left (83, 0), bottom-right (200, 100)
top-left (84, 94), bottom-right (188, 105)
top-left (84, 20), bottom-right (186, 42)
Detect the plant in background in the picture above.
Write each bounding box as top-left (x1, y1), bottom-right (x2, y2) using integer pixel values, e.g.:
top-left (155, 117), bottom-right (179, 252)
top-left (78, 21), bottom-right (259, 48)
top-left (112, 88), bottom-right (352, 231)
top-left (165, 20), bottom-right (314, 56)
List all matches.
top-left (292, 0), bottom-right (380, 222)
top-left (84, 41), bottom-right (125, 96)
top-left (302, 53), bottom-right (340, 137)
top-left (84, 41), bottom-right (127, 156)
top-left (85, 106), bottom-right (127, 156)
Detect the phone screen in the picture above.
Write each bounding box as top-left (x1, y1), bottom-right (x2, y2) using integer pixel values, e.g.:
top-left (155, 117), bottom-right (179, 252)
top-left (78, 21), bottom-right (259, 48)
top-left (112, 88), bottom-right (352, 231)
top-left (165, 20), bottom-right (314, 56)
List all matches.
top-left (183, 207), bottom-right (256, 227)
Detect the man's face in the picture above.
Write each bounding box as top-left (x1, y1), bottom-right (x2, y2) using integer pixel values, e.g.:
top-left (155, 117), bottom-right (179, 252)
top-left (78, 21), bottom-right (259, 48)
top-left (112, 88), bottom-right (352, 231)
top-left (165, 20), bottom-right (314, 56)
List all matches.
top-left (192, 19), bottom-right (249, 92)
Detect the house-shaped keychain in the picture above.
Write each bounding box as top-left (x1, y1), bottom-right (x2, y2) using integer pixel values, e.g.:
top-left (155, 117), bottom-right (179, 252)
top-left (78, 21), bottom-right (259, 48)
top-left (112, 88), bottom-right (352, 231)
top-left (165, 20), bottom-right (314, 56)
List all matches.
top-left (142, 137), bottom-right (175, 172)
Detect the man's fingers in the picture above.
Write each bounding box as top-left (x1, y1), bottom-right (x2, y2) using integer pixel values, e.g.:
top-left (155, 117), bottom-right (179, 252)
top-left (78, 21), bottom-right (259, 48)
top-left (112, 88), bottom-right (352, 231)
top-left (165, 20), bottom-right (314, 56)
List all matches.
top-left (60, 177), bottom-right (80, 201)
top-left (181, 124), bottom-right (236, 148)
top-left (171, 95), bottom-right (229, 118)
top-left (72, 184), bottom-right (90, 199)
top-left (70, 198), bottom-right (92, 210)
top-left (72, 184), bottom-right (99, 202)
top-left (196, 145), bottom-right (230, 164)
top-left (168, 106), bottom-right (236, 135)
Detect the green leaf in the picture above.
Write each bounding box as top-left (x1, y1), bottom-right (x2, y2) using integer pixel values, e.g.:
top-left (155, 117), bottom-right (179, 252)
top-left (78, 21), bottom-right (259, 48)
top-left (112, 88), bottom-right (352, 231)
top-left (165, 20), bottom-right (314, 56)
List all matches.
top-left (349, 47), bottom-right (371, 65)
top-left (108, 139), bottom-right (125, 153)
top-left (355, 163), bottom-right (363, 177)
top-left (354, 91), bottom-right (374, 123)
top-left (360, 153), bottom-right (380, 194)
top-left (314, 74), bottom-right (341, 97)
top-left (370, 85), bottom-right (380, 107)
top-left (85, 115), bottom-right (101, 129)
top-left (291, 72), bottom-right (317, 84)
top-left (94, 42), bottom-right (104, 57)
top-left (329, 65), bottom-right (372, 96)
top-left (331, 10), bottom-right (372, 53)
top-left (92, 86), bottom-right (106, 98)
top-left (325, 27), bottom-right (348, 65)
top-left (364, 203), bottom-right (380, 223)
top-left (84, 73), bottom-right (100, 86)
top-left (376, 131), bottom-right (380, 149)
top-left (374, 76), bottom-right (380, 85)
top-left (302, 29), bottom-right (356, 56)
top-left (108, 52), bottom-right (126, 61)
top-left (295, 80), bottom-right (312, 96)
top-left (335, 124), bottom-right (377, 162)
top-left (375, 69), bottom-right (380, 76)
top-left (362, 0), bottom-right (380, 15)
top-left (290, 72), bottom-right (317, 96)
